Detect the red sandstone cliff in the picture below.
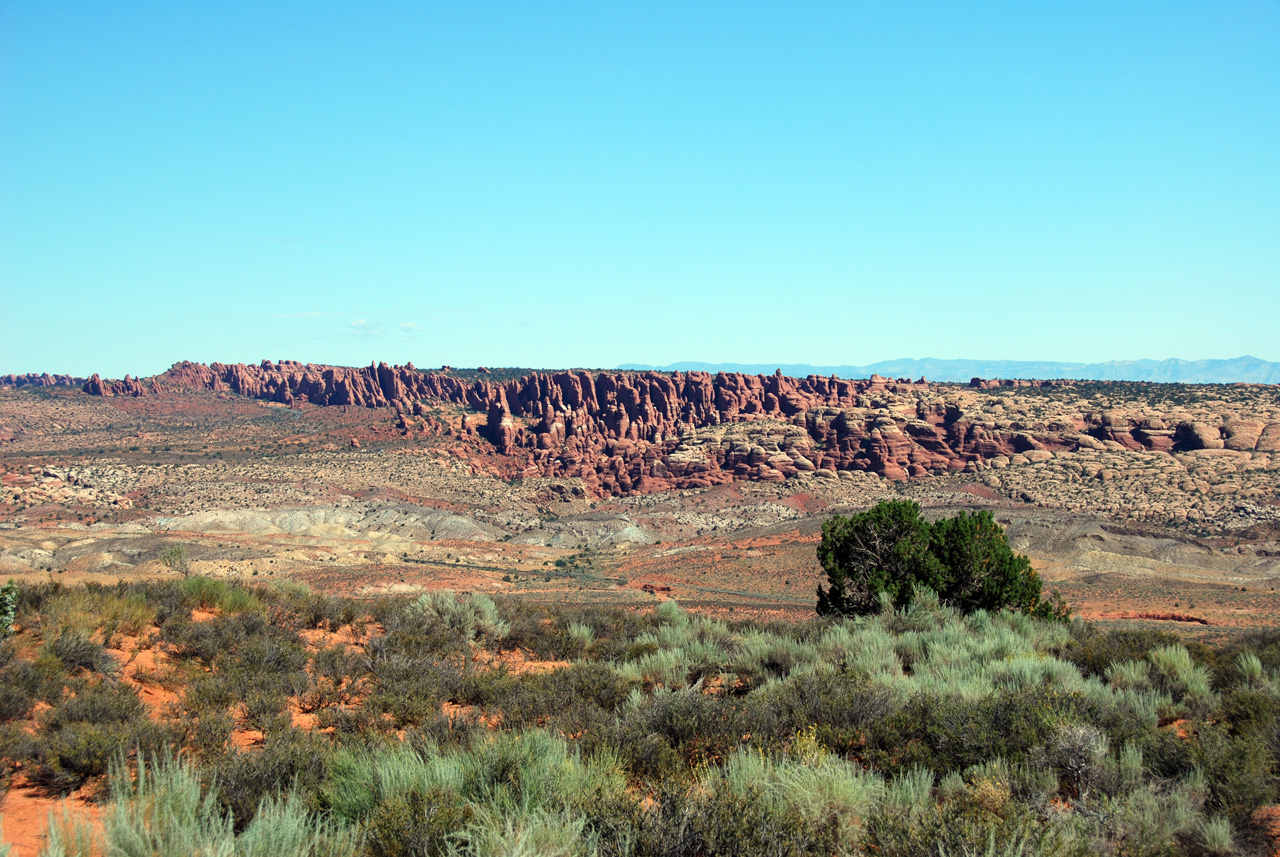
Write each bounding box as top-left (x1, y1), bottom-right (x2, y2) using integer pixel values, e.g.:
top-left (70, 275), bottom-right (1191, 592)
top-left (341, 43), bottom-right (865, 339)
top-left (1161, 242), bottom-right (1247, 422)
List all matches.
top-left (80, 361), bottom-right (1278, 496)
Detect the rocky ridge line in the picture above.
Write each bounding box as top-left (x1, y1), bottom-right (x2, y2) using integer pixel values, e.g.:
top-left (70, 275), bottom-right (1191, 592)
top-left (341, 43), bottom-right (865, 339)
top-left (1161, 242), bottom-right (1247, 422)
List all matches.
top-left (81, 361), bottom-right (1280, 496)
top-left (1, 373), bottom-right (87, 389)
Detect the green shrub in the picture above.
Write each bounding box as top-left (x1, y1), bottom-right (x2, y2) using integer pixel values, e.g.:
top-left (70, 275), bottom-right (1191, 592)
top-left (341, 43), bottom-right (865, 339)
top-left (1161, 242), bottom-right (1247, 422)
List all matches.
top-left (1066, 627), bottom-right (1189, 679)
top-left (741, 669), bottom-right (897, 754)
top-left (0, 581), bottom-right (18, 637)
top-left (45, 630), bottom-right (115, 675)
top-left (693, 747), bottom-right (883, 854)
top-left (1191, 722), bottom-right (1278, 822)
top-left (1219, 686), bottom-right (1280, 739)
top-left (1047, 722), bottom-right (1110, 799)
top-left (306, 643), bottom-right (367, 710)
top-left (186, 708), bottom-right (236, 759)
top-left (451, 806), bottom-right (593, 857)
top-left (180, 575), bottom-right (228, 609)
top-left (207, 729), bottom-right (334, 830)
top-left (364, 785), bottom-right (474, 857)
top-left (409, 590), bottom-right (510, 647)
top-left (180, 575), bottom-right (261, 614)
top-left (106, 754), bottom-right (359, 857)
top-left (14, 581), bottom-right (63, 616)
top-left (163, 610), bottom-right (303, 668)
top-left (1148, 644), bottom-right (1217, 712)
top-left (366, 655), bottom-right (465, 728)
top-left (0, 722), bottom-right (39, 772)
top-left (0, 681), bottom-right (33, 722)
top-left (1196, 815), bottom-right (1234, 856)
top-left (159, 544), bottom-right (189, 576)
top-left (41, 804), bottom-right (97, 857)
top-left (816, 501), bottom-right (1068, 620)
top-left (491, 663), bottom-right (636, 728)
top-left (36, 720), bottom-right (131, 789)
top-left (32, 681), bottom-right (147, 790)
top-left (45, 680), bottom-right (144, 729)
top-left (615, 686), bottom-right (737, 773)
top-left (1209, 629), bottom-right (1280, 690)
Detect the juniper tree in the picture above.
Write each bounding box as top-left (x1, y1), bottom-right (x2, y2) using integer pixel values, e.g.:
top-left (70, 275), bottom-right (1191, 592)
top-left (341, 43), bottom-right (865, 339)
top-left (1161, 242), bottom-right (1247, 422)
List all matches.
top-left (816, 501), bottom-right (1068, 620)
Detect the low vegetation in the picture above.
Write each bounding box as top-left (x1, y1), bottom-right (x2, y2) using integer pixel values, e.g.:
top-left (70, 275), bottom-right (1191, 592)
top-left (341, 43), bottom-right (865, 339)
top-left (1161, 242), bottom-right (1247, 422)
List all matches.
top-left (0, 576), bottom-right (1277, 855)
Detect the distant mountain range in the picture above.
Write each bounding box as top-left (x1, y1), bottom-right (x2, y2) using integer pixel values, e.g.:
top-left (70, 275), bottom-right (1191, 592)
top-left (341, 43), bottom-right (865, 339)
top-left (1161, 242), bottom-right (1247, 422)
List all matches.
top-left (616, 356), bottom-right (1280, 384)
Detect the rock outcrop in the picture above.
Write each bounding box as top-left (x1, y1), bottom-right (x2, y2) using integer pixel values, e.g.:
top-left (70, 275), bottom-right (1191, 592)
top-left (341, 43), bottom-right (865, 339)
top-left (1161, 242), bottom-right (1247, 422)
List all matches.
top-left (80, 361), bottom-right (1280, 497)
top-left (1, 372), bottom-right (86, 388)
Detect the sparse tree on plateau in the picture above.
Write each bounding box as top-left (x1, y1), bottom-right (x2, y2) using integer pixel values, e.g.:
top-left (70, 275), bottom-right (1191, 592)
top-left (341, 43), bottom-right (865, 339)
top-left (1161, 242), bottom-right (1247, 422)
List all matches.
top-left (816, 500), bottom-right (1069, 620)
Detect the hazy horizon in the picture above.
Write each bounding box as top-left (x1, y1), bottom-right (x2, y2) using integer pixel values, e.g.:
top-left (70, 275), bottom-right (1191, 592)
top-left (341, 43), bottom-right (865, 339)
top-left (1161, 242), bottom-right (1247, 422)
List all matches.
top-left (8, 353), bottom-right (1280, 387)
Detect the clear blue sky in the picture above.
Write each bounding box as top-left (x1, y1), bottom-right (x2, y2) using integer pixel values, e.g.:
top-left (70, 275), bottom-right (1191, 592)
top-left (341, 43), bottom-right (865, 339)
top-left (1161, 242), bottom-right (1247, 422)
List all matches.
top-left (2, 2), bottom-right (1277, 377)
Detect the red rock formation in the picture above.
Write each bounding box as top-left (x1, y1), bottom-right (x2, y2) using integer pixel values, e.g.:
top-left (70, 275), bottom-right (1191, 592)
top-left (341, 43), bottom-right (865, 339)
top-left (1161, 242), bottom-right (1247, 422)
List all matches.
top-left (81, 361), bottom-right (1272, 496)
top-left (0, 373), bottom-right (87, 388)
top-left (84, 373), bottom-right (154, 397)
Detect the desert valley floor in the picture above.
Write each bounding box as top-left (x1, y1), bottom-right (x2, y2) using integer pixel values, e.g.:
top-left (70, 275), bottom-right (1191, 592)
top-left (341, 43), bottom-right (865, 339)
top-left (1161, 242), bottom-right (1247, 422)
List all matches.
top-left (3, 370), bottom-right (1279, 638)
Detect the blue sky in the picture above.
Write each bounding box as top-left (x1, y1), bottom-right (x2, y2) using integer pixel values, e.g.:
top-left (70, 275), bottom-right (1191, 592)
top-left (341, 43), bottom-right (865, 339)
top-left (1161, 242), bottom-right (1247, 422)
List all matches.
top-left (2, 2), bottom-right (1277, 377)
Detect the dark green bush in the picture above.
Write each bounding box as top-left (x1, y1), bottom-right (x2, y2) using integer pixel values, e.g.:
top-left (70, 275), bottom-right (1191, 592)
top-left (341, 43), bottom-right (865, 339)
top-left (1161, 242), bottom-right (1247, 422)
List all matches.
top-left (4, 654), bottom-right (70, 705)
top-left (128, 579), bottom-right (188, 624)
top-left (163, 610), bottom-right (308, 690)
top-left (186, 708), bottom-right (236, 759)
top-left (0, 722), bottom-right (38, 771)
top-left (262, 586), bottom-right (358, 631)
top-left (1065, 627), bottom-right (1185, 678)
top-left (1211, 630), bottom-right (1280, 689)
top-left (179, 576), bottom-right (261, 614)
top-left (15, 581), bottom-right (63, 616)
top-left (1220, 687), bottom-right (1280, 739)
top-left (740, 670), bottom-right (897, 754)
top-left (217, 634), bottom-right (310, 698)
top-left (485, 662), bottom-right (637, 727)
top-left (0, 681), bottom-right (33, 721)
top-left (307, 643), bottom-right (368, 711)
top-left (869, 792), bottom-right (1081, 857)
top-left (45, 681), bottom-right (143, 730)
top-left (31, 681), bottom-right (147, 789)
top-left (365, 786), bottom-right (473, 857)
top-left (366, 656), bottom-right (465, 728)
top-left (623, 732), bottom-right (684, 782)
top-left (816, 501), bottom-right (1068, 620)
top-left (46, 630), bottom-right (115, 674)
top-left (868, 687), bottom-right (1087, 777)
top-left (243, 688), bottom-right (290, 736)
top-left (34, 721), bottom-right (125, 788)
top-left (611, 687), bottom-right (743, 778)
top-left (209, 728), bottom-right (333, 831)
top-left (1192, 722), bottom-right (1278, 822)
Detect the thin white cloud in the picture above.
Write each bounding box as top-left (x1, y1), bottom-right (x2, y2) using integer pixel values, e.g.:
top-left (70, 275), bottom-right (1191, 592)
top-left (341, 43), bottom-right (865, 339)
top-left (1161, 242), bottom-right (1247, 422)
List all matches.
top-left (347, 319), bottom-right (386, 339)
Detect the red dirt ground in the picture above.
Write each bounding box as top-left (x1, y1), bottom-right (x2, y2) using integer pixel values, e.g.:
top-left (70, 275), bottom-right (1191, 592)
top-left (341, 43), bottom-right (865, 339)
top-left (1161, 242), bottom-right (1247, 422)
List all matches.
top-left (0, 776), bottom-right (102, 857)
